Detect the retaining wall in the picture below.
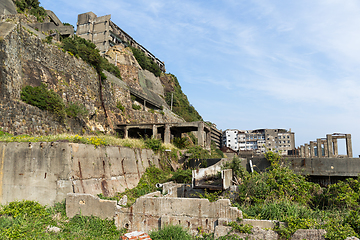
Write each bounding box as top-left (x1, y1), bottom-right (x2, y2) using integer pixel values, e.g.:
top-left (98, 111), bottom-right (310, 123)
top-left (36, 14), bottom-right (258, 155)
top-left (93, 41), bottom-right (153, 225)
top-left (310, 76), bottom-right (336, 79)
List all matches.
top-left (0, 142), bottom-right (160, 205)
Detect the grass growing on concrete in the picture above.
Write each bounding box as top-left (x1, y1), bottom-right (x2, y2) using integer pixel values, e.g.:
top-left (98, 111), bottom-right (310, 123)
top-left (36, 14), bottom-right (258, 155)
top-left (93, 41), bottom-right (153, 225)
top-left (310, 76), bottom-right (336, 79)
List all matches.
top-left (0, 200), bottom-right (124, 239)
top-left (0, 130), bottom-right (179, 150)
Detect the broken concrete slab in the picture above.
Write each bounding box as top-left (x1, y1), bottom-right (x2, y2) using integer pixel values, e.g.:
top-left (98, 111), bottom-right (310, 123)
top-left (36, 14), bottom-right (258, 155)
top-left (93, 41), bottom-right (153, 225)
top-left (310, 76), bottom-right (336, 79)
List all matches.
top-left (66, 193), bottom-right (117, 219)
top-left (291, 229), bottom-right (326, 240)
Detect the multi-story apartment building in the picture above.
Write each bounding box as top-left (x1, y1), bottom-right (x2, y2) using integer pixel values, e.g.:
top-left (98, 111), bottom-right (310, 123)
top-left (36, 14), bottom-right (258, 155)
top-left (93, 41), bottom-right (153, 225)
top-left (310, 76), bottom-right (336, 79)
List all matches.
top-left (76, 12), bottom-right (165, 72)
top-left (222, 129), bottom-right (295, 155)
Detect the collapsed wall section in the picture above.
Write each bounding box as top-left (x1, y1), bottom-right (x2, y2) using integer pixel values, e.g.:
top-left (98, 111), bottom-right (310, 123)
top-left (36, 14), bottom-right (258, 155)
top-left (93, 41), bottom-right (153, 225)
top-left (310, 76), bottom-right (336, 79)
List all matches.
top-left (0, 142), bottom-right (160, 205)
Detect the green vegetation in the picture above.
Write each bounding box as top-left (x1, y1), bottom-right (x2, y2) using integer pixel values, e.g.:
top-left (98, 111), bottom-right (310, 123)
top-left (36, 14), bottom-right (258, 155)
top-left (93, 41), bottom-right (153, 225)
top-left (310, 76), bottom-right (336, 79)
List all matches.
top-left (116, 101), bottom-right (125, 112)
top-left (165, 74), bottom-right (202, 122)
top-left (20, 84), bottom-right (89, 121)
top-left (65, 101), bottom-right (88, 118)
top-left (14, 0), bottom-right (47, 22)
top-left (150, 225), bottom-right (193, 240)
top-left (144, 137), bottom-right (163, 153)
top-left (60, 35), bottom-right (121, 79)
top-left (129, 46), bottom-right (161, 77)
top-left (0, 200), bottom-right (122, 239)
top-left (227, 151), bottom-right (360, 239)
top-left (132, 104), bottom-right (142, 110)
top-left (21, 83), bottom-right (66, 122)
top-left (108, 166), bottom-right (171, 206)
top-left (170, 169), bottom-right (192, 184)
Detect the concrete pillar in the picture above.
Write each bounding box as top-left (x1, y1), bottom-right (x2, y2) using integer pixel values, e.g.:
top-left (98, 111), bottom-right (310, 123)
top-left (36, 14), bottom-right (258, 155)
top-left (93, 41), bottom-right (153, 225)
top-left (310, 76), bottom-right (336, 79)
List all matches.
top-left (346, 134), bottom-right (353, 158)
top-left (332, 139), bottom-right (338, 157)
top-left (164, 124), bottom-right (171, 144)
top-left (300, 145), bottom-right (305, 157)
top-left (326, 134), bottom-right (333, 158)
top-left (317, 139), bottom-right (322, 157)
top-left (304, 143), bottom-right (309, 158)
top-left (310, 141), bottom-right (316, 157)
top-left (152, 125), bottom-right (158, 139)
top-left (323, 140), bottom-right (328, 157)
top-left (197, 122), bottom-right (205, 147)
top-left (124, 126), bottom-right (128, 138)
top-left (205, 131), bottom-right (211, 150)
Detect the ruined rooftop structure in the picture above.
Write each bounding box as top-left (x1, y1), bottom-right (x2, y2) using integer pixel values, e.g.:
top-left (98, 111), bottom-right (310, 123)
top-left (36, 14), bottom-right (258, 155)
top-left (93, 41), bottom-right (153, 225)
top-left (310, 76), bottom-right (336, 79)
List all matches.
top-left (76, 12), bottom-right (165, 72)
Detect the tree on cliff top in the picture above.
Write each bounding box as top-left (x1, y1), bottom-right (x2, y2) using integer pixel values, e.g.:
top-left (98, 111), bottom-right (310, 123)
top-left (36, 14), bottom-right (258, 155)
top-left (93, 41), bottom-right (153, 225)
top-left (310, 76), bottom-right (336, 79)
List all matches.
top-left (13, 0), bottom-right (47, 22)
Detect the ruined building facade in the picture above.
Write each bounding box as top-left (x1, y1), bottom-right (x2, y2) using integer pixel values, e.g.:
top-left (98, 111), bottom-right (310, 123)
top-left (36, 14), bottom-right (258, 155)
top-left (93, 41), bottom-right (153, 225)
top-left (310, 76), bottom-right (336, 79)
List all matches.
top-left (222, 128), bottom-right (295, 155)
top-left (76, 12), bottom-right (165, 72)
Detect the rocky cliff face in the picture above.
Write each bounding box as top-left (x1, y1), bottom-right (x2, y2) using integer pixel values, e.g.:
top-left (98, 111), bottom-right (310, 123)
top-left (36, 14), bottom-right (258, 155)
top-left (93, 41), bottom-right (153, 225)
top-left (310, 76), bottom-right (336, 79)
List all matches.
top-left (0, 18), bottom-right (183, 136)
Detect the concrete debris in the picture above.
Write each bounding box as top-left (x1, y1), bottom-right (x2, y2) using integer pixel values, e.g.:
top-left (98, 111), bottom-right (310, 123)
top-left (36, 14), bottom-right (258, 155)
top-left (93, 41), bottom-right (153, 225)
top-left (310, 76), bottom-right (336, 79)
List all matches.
top-left (291, 229), bottom-right (326, 240)
top-left (118, 195), bottom-right (128, 206)
top-left (214, 226), bottom-right (279, 240)
top-left (46, 226), bottom-right (61, 233)
top-left (345, 237), bottom-right (360, 240)
top-left (121, 231), bottom-right (151, 240)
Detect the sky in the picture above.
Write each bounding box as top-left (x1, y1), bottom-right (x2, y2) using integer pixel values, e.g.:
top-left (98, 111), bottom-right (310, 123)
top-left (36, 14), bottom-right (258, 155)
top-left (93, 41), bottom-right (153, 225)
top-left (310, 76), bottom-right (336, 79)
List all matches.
top-left (39, 0), bottom-right (360, 157)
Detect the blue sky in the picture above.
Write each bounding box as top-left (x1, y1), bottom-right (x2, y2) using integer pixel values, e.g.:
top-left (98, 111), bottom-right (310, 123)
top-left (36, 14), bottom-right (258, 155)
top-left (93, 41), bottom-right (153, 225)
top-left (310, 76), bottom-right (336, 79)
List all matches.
top-left (40, 0), bottom-right (360, 157)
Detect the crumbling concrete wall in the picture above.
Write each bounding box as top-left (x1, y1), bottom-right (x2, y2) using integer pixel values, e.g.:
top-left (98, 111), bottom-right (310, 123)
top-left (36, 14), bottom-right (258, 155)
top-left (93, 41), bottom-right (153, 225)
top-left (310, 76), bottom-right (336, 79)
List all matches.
top-left (114, 194), bottom-right (242, 234)
top-left (0, 142), bottom-right (160, 205)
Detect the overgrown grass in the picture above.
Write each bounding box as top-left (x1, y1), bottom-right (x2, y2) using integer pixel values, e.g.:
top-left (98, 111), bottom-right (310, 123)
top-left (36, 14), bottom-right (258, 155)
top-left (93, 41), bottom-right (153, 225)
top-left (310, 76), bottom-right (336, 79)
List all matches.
top-left (0, 200), bottom-right (124, 239)
top-left (226, 151), bottom-right (360, 239)
top-left (0, 131), bottom-right (176, 149)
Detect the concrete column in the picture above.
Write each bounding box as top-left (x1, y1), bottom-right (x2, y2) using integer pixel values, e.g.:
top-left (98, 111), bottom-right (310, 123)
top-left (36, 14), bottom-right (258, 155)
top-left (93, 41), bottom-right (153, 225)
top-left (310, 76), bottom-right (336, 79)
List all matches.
top-left (164, 124), bottom-right (171, 144)
top-left (316, 139), bottom-right (322, 157)
top-left (346, 134), bottom-right (353, 158)
top-left (124, 127), bottom-right (128, 138)
top-left (152, 125), bottom-right (158, 139)
top-left (323, 140), bottom-right (328, 157)
top-left (197, 122), bottom-right (205, 147)
top-left (143, 100), bottom-right (146, 111)
top-left (310, 141), bottom-right (316, 157)
top-left (205, 131), bottom-right (211, 150)
top-left (304, 143), bottom-right (309, 158)
top-left (332, 139), bottom-right (338, 157)
top-left (326, 134), bottom-right (333, 158)
top-left (300, 145), bottom-right (305, 157)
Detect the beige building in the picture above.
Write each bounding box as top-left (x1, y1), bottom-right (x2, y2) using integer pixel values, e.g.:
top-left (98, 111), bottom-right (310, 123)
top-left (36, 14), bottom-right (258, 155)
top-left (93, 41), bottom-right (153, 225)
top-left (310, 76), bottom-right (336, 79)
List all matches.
top-left (76, 12), bottom-right (165, 72)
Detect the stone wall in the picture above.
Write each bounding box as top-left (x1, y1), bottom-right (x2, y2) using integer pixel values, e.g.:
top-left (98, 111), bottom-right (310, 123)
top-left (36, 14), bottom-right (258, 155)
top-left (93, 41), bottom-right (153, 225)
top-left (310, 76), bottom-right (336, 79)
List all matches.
top-left (0, 142), bottom-right (160, 206)
top-left (0, 20), bottom-right (183, 136)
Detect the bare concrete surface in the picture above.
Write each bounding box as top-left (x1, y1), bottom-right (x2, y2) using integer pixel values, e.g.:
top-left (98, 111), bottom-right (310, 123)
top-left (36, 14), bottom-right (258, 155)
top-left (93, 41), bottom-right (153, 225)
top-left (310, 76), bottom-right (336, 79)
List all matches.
top-left (0, 142), bottom-right (160, 205)
top-left (66, 193), bottom-right (117, 219)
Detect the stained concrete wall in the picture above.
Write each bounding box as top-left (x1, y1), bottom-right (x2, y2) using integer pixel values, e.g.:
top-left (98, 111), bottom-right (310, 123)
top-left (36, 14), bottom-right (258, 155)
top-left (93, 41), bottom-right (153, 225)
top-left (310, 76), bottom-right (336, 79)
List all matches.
top-left (0, 142), bottom-right (160, 205)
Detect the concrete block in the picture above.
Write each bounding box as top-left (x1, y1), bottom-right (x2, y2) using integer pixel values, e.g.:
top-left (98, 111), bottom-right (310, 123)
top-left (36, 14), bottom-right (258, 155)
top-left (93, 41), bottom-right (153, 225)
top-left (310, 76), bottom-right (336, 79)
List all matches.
top-left (66, 193), bottom-right (117, 219)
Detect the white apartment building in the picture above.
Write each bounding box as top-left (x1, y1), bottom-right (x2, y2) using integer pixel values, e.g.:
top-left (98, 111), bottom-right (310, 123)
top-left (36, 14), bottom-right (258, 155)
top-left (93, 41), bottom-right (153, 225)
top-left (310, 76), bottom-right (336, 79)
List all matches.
top-left (222, 129), bottom-right (295, 155)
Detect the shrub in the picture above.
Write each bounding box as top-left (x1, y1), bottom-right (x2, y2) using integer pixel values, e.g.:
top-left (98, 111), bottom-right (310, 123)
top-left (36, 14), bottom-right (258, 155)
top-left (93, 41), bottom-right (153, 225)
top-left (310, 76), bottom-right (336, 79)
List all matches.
top-left (150, 225), bottom-right (193, 240)
top-left (129, 46), bottom-right (161, 77)
top-left (14, 0), bottom-right (47, 22)
top-left (116, 102), bottom-right (125, 112)
top-left (144, 138), bottom-right (163, 153)
top-left (61, 35), bottom-right (121, 79)
top-left (186, 146), bottom-right (210, 160)
top-left (65, 102), bottom-right (88, 118)
top-left (173, 137), bottom-right (189, 149)
top-left (170, 169), bottom-right (192, 183)
top-left (132, 104), bottom-right (142, 110)
top-left (21, 83), bottom-right (66, 121)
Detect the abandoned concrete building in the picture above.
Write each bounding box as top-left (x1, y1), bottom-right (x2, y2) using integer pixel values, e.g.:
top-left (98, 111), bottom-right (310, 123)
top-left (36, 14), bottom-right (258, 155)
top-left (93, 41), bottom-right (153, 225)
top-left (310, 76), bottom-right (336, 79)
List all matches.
top-left (222, 128), bottom-right (295, 155)
top-left (76, 11), bottom-right (165, 72)
top-left (116, 121), bottom-right (213, 150)
top-left (291, 133), bottom-right (353, 158)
